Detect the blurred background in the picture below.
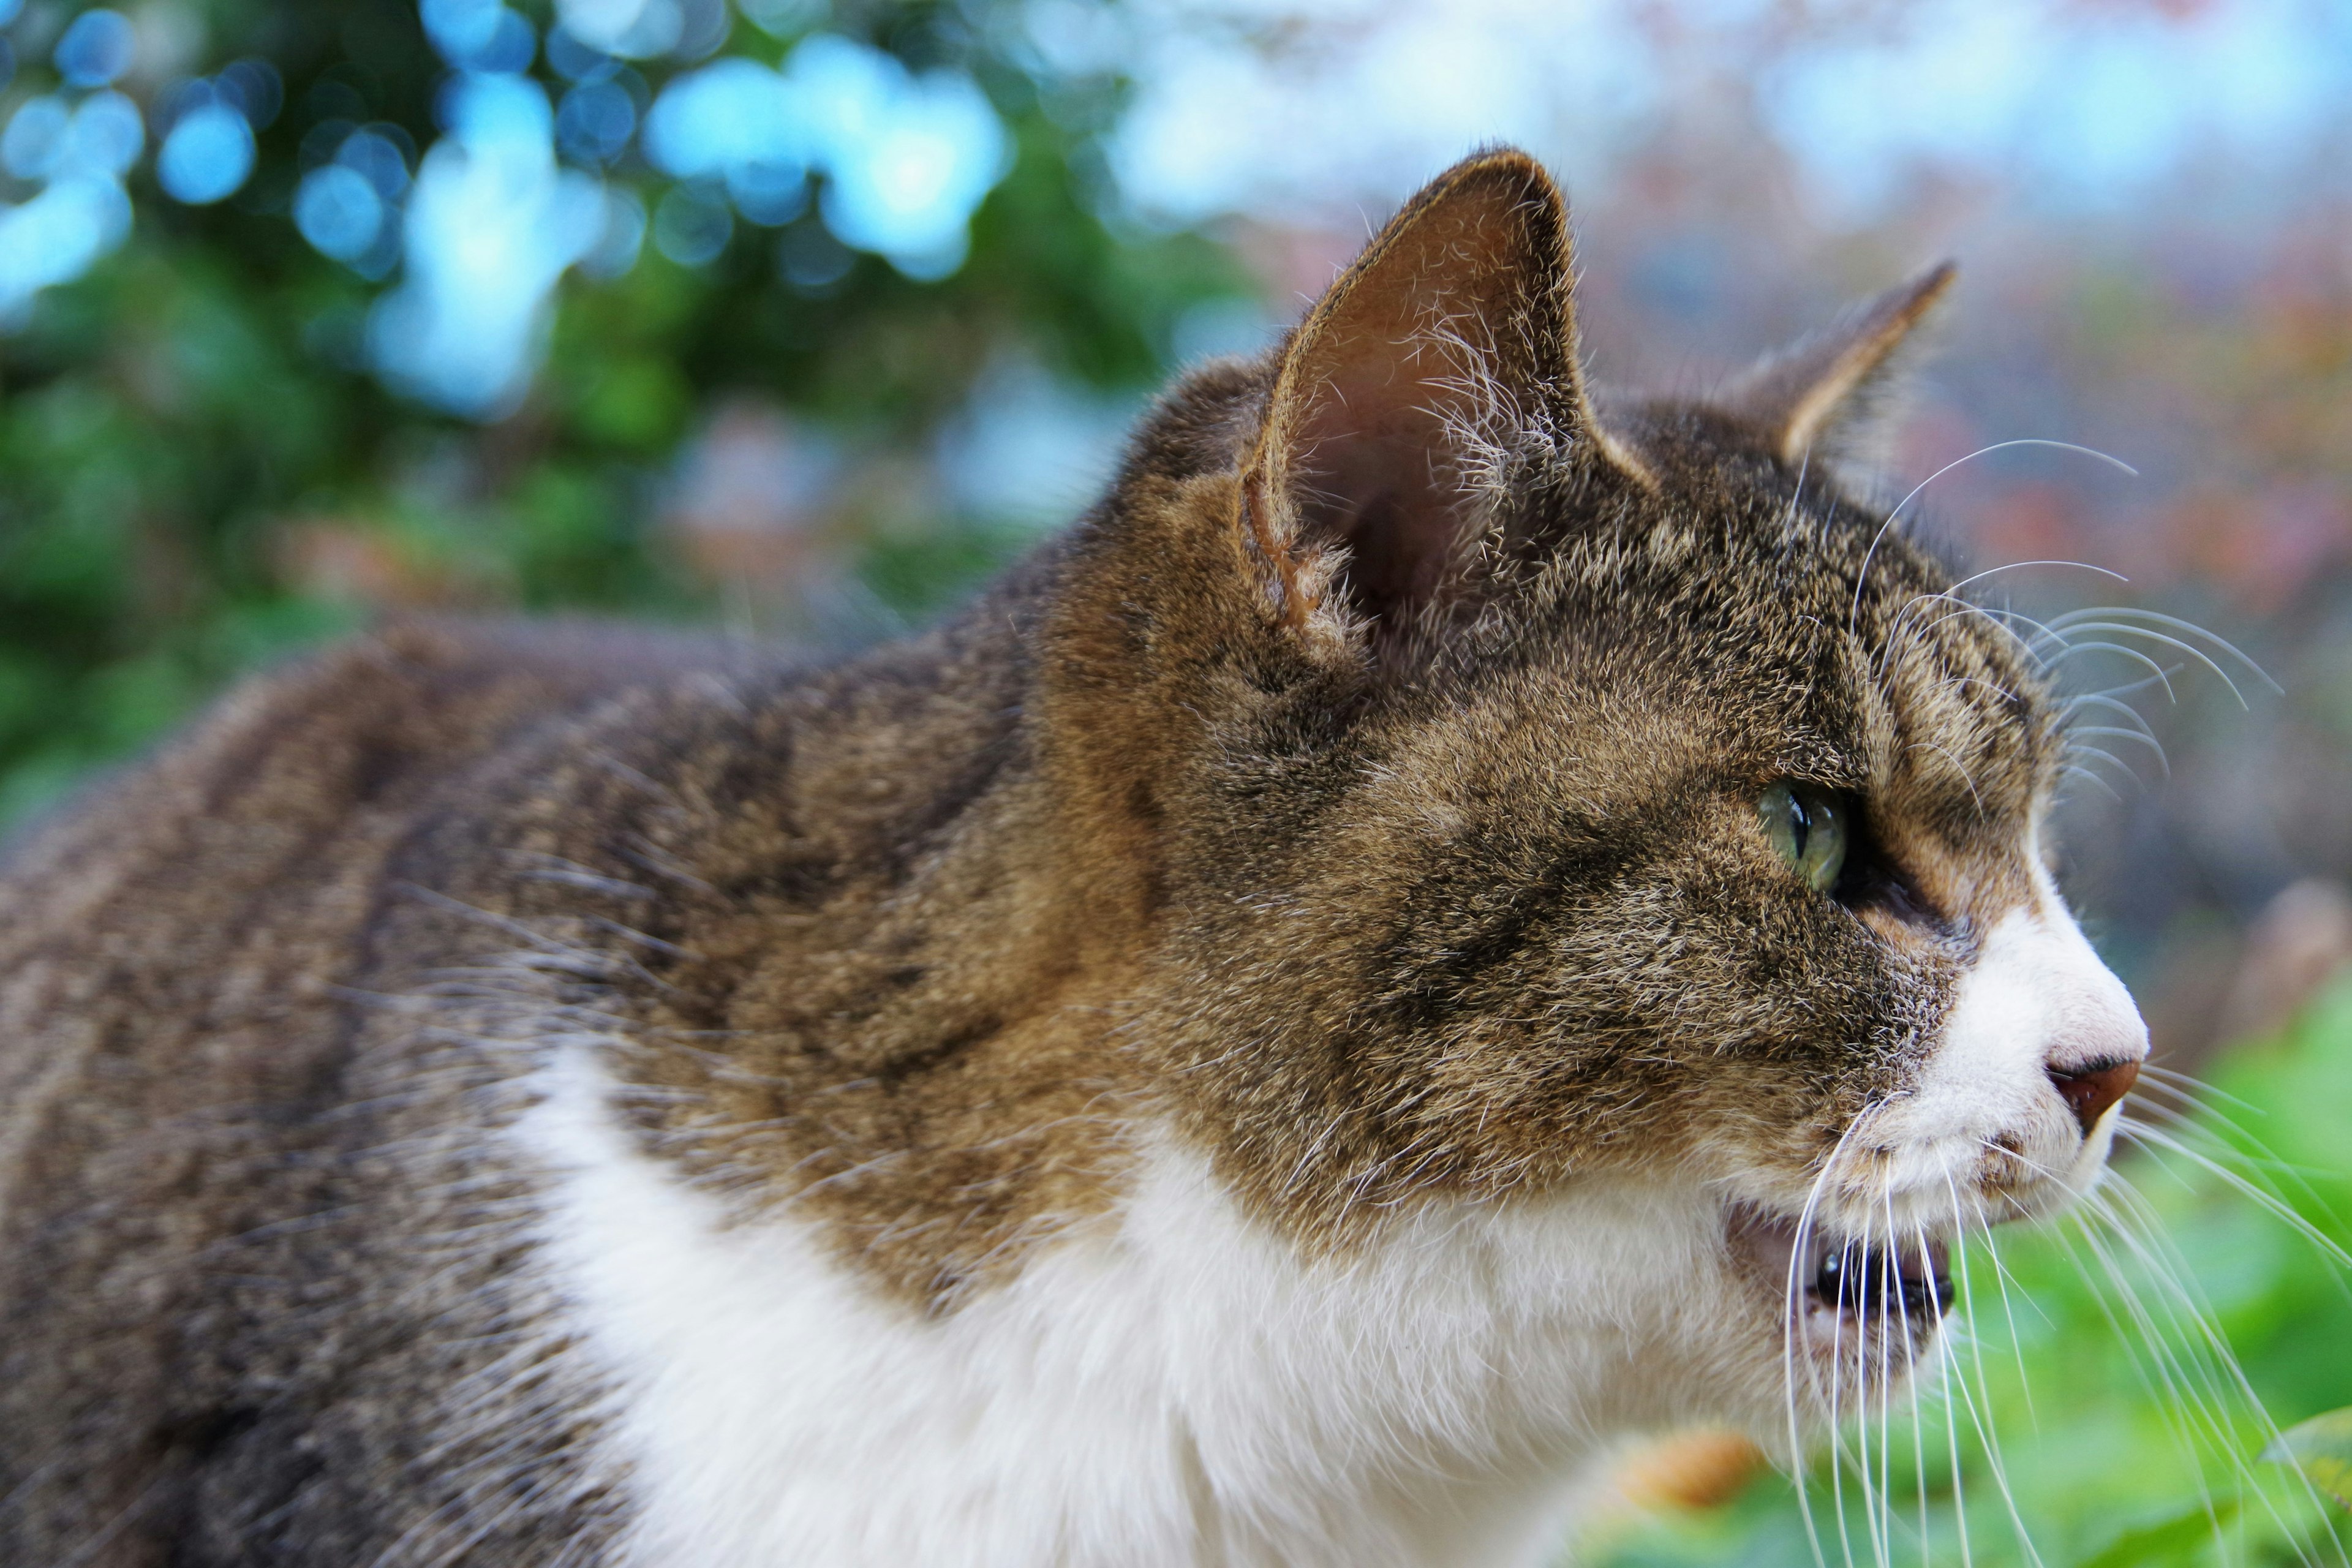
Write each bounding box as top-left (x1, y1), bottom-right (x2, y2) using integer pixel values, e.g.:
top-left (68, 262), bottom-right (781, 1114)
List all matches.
top-left (2, 0), bottom-right (2350, 1561)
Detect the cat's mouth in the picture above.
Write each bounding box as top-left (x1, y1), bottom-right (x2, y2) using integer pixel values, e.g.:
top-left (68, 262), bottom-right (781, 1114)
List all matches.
top-left (1731, 1210), bottom-right (1954, 1359)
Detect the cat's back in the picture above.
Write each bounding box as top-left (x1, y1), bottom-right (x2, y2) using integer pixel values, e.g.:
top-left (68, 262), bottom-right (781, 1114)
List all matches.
top-left (0, 617), bottom-right (710, 1564)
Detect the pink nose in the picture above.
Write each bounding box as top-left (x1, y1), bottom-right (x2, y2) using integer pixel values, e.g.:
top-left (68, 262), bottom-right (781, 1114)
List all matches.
top-left (2049, 1057), bottom-right (2140, 1137)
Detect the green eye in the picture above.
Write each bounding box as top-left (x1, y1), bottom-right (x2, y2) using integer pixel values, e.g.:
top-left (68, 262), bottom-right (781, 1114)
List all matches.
top-left (1758, 782), bottom-right (1847, 894)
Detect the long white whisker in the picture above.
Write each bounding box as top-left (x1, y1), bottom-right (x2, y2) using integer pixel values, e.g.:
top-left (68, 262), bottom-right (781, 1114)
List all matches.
top-left (2130, 1082), bottom-right (2352, 1273)
top-left (1936, 1223), bottom-right (1974, 1568)
top-left (1972, 1206), bottom-right (2045, 1430)
top-left (2116, 1120), bottom-right (2352, 1267)
top-left (2057, 763), bottom-right (2126, 805)
top-left (2064, 744), bottom-right (2145, 791)
top-left (1943, 1171), bottom-right (2045, 1567)
top-left (2103, 1172), bottom-right (2352, 1567)
top-left (2062, 691), bottom-right (2163, 740)
top-left (1874, 1187), bottom-right (1905, 1566)
top-left (2080, 1186), bottom-right (2347, 1567)
top-left (1858, 1218), bottom-right (1888, 1568)
top-left (1848, 440), bottom-right (2139, 638)
top-left (2056, 1211), bottom-right (2236, 1559)
top-left (1880, 594), bottom-right (2056, 680)
top-left (1796, 1112), bottom-right (1880, 1568)
top-left (2075, 664), bottom-right (2188, 704)
top-left (2043, 640), bottom-right (2181, 701)
top-left (2041, 621), bottom-right (2250, 707)
top-left (2067, 725), bottom-right (2170, 777)
top-left (1789, 1124), bottom-right (1855, 1568)
top-left (2042, 606), bottom-right (2281, 695)
top-left (1909, 741), bottom-right (1993, 815)
top-left (1782, 447), bottom-right (1815, 530)
top-left (1946, 560), bottom-right (2130, 595)
top-left (1909, 1219), bottom-right (1937, 1568)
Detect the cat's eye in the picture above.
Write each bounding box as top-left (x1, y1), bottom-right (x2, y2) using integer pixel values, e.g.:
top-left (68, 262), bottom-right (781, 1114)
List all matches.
top-left (1758, 782), bottom-right (1847, 894)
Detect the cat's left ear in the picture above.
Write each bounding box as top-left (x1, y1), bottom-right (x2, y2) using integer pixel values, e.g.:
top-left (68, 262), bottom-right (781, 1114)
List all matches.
top-left (1718, 263), bottom-right (1956, 469)
top-left (1238, 149), bottom-right (1649, 643)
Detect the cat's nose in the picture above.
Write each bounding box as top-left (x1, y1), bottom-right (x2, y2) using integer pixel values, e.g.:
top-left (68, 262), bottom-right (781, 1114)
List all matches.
top-left (2048, 1057), bottom-right (2139, 1137)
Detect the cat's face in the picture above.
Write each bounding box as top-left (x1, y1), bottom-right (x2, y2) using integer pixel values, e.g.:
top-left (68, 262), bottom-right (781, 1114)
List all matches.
top-left (1047, 151), bottom-right (2146, 1423)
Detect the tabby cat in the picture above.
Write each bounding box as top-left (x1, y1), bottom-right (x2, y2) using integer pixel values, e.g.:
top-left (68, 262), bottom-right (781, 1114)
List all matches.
top-left (0, 148), bottom-right (2145, 1567)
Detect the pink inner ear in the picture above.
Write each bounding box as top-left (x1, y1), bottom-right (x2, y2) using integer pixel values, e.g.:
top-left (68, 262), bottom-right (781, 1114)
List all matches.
top-left (1290, 344), bottom-right (1483, 624)
top-left (1248, 149), bottom-right (1594, 633)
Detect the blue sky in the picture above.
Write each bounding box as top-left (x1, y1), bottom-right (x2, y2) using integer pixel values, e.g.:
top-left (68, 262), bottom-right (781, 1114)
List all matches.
top-left (1109, 0), bottom-right (2352, 226)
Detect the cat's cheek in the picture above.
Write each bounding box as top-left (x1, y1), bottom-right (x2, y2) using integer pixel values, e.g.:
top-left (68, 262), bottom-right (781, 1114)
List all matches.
top-left (1849, 892), bottom-right (2147, 1233)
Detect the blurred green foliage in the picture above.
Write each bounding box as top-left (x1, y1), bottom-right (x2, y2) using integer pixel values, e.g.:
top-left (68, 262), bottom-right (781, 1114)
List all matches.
top-left (1590, 986), bottom-right (2352, 1568)
top-left (2264, 1408), bottom-right (2352, 1511)
top-left (0, 0), bottom-right (1249, 826)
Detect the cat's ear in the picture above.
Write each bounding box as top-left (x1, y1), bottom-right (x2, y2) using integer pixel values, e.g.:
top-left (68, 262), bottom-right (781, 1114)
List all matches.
top-left (1238, 149), bottom-right (1648, 640)
top-left (1719, 263), bottom-right (1956, 469)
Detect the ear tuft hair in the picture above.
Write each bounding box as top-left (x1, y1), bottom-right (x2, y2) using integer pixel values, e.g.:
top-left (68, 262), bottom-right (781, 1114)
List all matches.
top-left (1239, 148), bottom-right (1646, 646)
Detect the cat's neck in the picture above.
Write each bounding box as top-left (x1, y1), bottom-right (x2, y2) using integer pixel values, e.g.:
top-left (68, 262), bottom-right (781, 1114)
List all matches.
top-left (522, 1047), bottom-right (1740, 1566)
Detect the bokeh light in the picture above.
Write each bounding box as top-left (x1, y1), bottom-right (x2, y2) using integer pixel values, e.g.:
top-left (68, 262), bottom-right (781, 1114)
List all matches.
top-left (367, 72), bottom-right (608, 417)
top-left (789, 36), bottom-right (1006, 279)
top-left (643, 36), bottom-right (1008, 270)
top-left (556, 77), bottom-right (638, 165)
top-left (0, 69), bottom-right (142, 322)
top-left (51, 8), bottom-right (133, 89)
top-left (0, 0), bottom-right (1015, 413)
top-left (296, 164), bottom-right (388, 263)
top-left (157, 94), bottom-right (257, 205)
top-left (556, 0), bottom-right (727, 62)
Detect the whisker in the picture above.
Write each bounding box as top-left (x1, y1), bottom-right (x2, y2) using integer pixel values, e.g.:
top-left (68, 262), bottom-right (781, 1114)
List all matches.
top-left (1876, 1190), bottom-right (1910, 1567)
top-left (2115, 1120), bottom-right (2352, 1268)
top-left (2057, 763), bottom-right (2125, 805)
top-left (1974, 1215), bottom-right (2045, 1429)
top-left (1944, 1171), bottom-right (2046, 1567)
top-left (2043, 640), bottom-right (2182, 703)
top-left (2082, 1185), bottom-right (2349, 1566)
top-left (2056, 1212), bottom-right (2237, 1559)
top-left (2041, 621), bottom-right (2251, 708)
top-left (1945, 560), bottom-right (2129, 595)
top-left (2067, 724), bottom-right (2170, 777)
top-left (1940, 674), bottom-right (2032, 707)
top-left (2064, 744), bottom-right (2145, 791)
top-left (2042, 605), bottom-right (2281, 695)
top-left (1848, 440), bottom-right (2139, 639)
top-left (1908, 741), bottom-right (1993, 815)
top-left (1782, 446), bottom-right (1815, 531)
top-left (2132, 1072), bottom-right (2352, 1241)
top-left (1792, 1114), bottom-right (1877, 1568)
top-left (2061, 691), bottom-right (2163, 741)
top-left (1879, 594), bottom-right (2057, 680)
top-left (2073, 662), bottom-right (2188, 704)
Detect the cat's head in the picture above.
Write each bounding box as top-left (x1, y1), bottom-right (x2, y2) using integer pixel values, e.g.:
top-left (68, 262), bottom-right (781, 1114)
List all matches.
top-left (1039, 149), bottom-right (2146, 1421)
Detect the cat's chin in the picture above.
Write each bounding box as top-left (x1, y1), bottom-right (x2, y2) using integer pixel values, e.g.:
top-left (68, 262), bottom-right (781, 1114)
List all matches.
top-left (1727, 1207), bottom-right (1956, 1389)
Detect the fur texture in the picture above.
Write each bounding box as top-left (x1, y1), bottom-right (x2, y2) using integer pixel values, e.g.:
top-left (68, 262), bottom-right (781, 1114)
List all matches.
top-left (0, 149), bottom-right (2145, 1566)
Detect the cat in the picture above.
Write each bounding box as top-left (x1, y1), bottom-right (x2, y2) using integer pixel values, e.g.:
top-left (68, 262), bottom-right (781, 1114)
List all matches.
top-left (0, 148), bottom-right (2146, 1567)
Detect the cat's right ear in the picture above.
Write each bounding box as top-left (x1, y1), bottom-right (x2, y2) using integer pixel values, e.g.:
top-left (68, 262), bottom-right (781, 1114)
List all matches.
top-left (1237, 149), bottom-right (1649, 647)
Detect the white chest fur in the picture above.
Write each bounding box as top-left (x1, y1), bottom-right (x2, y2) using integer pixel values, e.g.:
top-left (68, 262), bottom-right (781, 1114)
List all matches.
top-left (513, 1054), bottom-right (1749, 1567)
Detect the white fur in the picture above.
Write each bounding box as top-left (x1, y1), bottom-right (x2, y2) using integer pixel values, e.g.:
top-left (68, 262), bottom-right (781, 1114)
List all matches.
top-left (1844, 861), bottom-right (2147, 1236)
top-left (514, 1054), bottom-right (1766, 1568)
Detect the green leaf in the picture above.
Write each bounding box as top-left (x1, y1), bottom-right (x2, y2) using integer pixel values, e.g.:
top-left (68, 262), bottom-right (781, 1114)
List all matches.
top-left (2076, 1494), bottom-right (2241, 1568)
top-left (2262, 1406), bottom-right (2352, 1507)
